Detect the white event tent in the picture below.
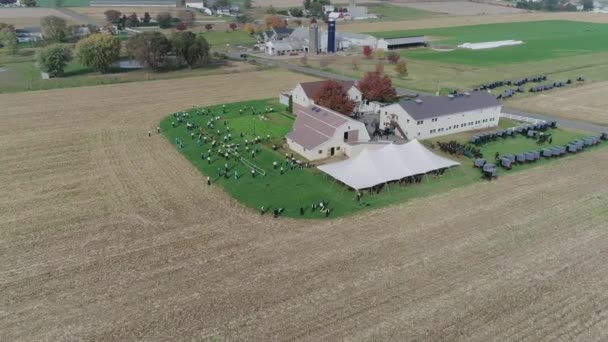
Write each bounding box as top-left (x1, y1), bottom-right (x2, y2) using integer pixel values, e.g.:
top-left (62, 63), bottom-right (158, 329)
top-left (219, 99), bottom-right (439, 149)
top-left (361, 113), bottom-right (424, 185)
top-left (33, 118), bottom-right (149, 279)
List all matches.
top-left (317, 140), bottom-right (460, 190)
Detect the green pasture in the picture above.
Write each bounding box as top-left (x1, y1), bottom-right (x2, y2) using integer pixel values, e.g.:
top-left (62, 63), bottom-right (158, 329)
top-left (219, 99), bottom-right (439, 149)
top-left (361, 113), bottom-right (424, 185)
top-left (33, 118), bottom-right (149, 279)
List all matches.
top-left (198, 30), bottom-right (255, 48)
top-left (161, 101), bottom-right (606, 218)
top-left (371, 20), bottom-right (608, 66)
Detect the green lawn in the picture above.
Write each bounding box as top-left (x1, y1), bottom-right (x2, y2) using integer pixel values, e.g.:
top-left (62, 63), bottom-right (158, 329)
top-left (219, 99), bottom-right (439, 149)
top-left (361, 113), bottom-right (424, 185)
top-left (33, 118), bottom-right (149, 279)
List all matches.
top-left (198, 30), bottom-right (255, 48)
top-left (160, 100), bottom-right (607, 218)
top-left (370, 20), bottom-right (608, 66)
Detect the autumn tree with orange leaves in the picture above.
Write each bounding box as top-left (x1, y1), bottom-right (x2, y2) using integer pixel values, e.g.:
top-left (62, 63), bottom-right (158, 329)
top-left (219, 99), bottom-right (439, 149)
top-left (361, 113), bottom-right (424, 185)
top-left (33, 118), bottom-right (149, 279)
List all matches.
top-left (357, 70), bottom-right (397, 103)
top-left (312, 80), bottom-right (355, 115)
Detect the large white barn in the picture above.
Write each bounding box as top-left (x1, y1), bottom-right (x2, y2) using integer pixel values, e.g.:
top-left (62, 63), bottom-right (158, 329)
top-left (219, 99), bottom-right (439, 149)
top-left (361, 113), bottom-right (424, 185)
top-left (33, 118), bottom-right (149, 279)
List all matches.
top-left (287, 105), bottom-right (370, 161)
top-left (379, 92), bottom-right (502, 140)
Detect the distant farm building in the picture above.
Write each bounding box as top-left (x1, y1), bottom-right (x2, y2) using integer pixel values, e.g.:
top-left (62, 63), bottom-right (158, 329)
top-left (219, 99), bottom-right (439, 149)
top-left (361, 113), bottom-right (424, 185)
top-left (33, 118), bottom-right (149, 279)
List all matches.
top-left (379, 92), bottom-right (502, 140)
top-left (263, 19), bottom-right (422, 56)
top-left (287, 105), bottom-right (370, 161)
top-left (262, 20), bottom-right (426, 56)
top-left (377, 36), bottom-right (428, 50)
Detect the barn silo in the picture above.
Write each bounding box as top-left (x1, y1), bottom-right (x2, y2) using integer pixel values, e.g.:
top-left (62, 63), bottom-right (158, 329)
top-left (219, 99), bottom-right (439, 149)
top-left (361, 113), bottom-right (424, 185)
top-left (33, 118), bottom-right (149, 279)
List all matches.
top-left (309, 22), bottom-right (319, 54)
top-left (327, 18), bottom-right (336, 53)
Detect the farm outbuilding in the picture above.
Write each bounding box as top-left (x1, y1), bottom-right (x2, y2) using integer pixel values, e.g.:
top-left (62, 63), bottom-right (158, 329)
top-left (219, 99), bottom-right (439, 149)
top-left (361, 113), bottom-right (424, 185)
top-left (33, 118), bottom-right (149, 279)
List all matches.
top-left (379, 91), bottom-right (502, 140)
top-left (377, 36), bottom-right (428, 50)
top-left (286, 105), bottom-right (370, 161)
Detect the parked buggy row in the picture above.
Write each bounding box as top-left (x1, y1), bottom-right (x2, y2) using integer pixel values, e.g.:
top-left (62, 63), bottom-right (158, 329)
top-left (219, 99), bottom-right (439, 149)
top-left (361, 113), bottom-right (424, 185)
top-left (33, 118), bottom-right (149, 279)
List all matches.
top-left (475, 75), bottom-right (547, 91)
top-left (471, 75), bottom-right (585, 100)
top-left (473, 159), bottom-right (498, 180)
top-left (470, 121), bottom-right (557, 147)
top-left (474, 132), bottom-right (605, 178)
top-left (476, 134), bottom-right (604, 173)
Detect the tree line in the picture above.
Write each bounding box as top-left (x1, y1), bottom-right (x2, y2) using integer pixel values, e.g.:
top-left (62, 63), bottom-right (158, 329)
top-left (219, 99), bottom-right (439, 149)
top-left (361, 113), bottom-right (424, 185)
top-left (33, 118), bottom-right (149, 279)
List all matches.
top-left (22, 16), bottom-right (212, 78)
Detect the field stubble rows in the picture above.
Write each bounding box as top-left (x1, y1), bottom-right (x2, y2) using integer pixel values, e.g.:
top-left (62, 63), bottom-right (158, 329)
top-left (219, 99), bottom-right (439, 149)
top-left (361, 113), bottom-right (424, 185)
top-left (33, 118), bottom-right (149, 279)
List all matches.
top-left (1, 70), bottom-right (608, 341)
top-left (508, 81), bottom-right (608, 125)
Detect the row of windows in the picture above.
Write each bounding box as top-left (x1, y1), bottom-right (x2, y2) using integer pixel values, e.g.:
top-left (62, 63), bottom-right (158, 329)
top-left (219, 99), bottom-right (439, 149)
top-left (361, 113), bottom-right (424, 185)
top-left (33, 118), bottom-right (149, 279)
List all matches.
top-left (417, 117), bottom-right (495, 126)
top-left (429, 118), bottom-right (496, 134)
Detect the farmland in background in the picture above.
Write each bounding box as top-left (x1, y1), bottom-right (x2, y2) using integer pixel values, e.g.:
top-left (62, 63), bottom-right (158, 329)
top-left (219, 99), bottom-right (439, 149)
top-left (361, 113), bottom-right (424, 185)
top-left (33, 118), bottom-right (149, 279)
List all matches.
top-left (372, 21), bottom-right (608, 66)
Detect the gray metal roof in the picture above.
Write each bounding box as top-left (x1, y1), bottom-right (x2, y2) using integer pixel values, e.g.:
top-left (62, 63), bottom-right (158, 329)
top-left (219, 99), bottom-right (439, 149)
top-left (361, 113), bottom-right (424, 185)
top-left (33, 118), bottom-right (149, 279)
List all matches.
top-left (397, 91), bottom-right (500, 120)
top-left (384, 36), bottom-right (428, 46)
top-left (287, 105), bottom-right (349, 150)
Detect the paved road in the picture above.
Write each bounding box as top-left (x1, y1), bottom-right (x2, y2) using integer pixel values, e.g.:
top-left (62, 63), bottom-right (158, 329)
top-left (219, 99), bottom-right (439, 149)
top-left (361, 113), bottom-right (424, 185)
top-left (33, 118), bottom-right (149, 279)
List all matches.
top-left (235, 53), bottom-right (607, 133)
top-left (55, 7), bottom-right (103, 26)
top-left (234, 53), bottom-right (422, 96)
top-left (504, 108), bottom-right (607, 134)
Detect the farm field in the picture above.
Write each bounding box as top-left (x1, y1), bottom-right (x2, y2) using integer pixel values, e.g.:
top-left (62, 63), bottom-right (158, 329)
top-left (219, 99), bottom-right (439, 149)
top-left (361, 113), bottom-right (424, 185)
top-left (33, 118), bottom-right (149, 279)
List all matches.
top-left (372, 21), bottom-right (608, 66)
top-left (3, 73), bottom-right (608, 340)
top-left (339, 11), bottom-right (608, 33)
top-left (0, 7), bottom-right (78, 27)
top-left (293, 51), bottom-right (606, 94)
top-left (361, 2), bottom-right (442, 21)
top-left (402, 1), bottom-right (525, 15)
top-left (508, 81), bottom-right (608, 125)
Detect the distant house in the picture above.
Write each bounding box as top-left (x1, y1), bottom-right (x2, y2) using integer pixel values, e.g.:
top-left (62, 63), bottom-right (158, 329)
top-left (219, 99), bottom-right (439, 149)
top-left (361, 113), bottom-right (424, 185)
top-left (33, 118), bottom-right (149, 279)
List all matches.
top-left (287, 105), bottom-right (370, 161)
top-left (379, 92), bottom-right (502, 140)
top-left (290, 80), bottom-right (363, 114)
top-left (216, 6), bottom-right (239, 16)
top-left (15, 27), bottom-right (42, 43)
top-left (323, 5), bottom-right (336, 13)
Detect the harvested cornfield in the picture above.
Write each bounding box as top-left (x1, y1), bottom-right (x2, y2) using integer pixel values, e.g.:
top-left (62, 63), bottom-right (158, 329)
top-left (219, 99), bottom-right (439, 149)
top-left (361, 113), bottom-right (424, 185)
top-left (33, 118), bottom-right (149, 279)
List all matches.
top-left (2, 70), bottom-right (608, 341)
top-left (0, 8), bottom-right (77, 27)
top-left (403, 1), bottom-right (525, 15)
top-left (509, 81), bottom-right (608, 126)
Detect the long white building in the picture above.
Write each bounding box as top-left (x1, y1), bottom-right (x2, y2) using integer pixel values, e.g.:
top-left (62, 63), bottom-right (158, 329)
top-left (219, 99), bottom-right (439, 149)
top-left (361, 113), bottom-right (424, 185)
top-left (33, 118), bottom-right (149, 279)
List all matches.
top-left (379, 92), bottom-right (502, 140)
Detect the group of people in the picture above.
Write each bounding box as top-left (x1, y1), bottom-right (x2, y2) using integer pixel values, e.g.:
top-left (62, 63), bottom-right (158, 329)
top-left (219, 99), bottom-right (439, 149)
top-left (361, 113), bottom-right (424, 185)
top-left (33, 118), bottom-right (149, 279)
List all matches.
top-left (170, 104), bottom-right (335, 218)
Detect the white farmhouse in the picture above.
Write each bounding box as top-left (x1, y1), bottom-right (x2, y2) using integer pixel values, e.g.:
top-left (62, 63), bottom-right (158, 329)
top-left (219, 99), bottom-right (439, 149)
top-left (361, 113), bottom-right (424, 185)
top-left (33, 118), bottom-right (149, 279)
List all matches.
top-left (379, 92), bottom-right (502, 140)
top-left (291, 80), bottom-right (363, 114)
top-left (287, 105), bottom-right (370, 161)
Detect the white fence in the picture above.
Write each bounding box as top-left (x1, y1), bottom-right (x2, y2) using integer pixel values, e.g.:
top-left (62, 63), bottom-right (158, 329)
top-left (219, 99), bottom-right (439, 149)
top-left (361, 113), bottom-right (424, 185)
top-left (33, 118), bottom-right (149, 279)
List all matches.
top-left (501, 112), bottom-right (545, 125)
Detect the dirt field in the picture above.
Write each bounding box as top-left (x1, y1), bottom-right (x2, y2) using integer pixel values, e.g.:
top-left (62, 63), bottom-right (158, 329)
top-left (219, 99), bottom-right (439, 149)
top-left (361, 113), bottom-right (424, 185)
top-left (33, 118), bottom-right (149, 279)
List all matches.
top-left (2, 70), bottom-right (608, 341)
top-left (340, 11), bottom-right (608, 32)
top-left (508, 81), bottom-right (608, 126)
top-left (0, 8), bottom-right (76, 27)
top-left (402, 1), bottom-right (524, 15)
top-left (251, 0), bottom-right (303, 7)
